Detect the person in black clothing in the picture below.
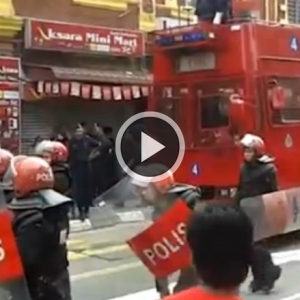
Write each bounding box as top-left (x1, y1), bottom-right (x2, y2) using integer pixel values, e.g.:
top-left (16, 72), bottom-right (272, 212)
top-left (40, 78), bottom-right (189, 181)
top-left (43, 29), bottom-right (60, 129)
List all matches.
top-left (8, 156), bottom-right (73, 300)
top-left (123, 124), bottom-right (143, 171)
top-left (194, 0), bottom-right (232, 23)
top-left (236, 133), bottom-right (281, 293)
top-left (50, 126), bottom-right (69, 147)
top-left (103, 126), bottom-right (118, 190)
top-left (89, 124), bottom-right (113, 197)
top-left (68, 126), bottom-right (99, 221)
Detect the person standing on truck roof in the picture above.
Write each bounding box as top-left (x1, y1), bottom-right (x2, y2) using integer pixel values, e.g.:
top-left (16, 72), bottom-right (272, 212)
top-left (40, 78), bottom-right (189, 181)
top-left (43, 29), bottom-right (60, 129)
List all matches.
top-left (236, 133), bottom-right (281, 293)
top-left (194, 0), bottom-right (232, 24)
top-left (131, 164), bottom-right (201, 298)
top-left (162, 203), bottom-right (253, 300)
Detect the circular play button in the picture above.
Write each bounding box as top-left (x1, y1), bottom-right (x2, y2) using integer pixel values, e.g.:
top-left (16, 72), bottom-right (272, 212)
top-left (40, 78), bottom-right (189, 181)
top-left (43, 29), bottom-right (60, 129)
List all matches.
top-left (115, 111), bottom-right (185, 183)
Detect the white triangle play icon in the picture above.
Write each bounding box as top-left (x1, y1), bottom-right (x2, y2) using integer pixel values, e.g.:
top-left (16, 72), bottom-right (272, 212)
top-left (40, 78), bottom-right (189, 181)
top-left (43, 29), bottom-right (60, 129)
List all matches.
top-left (141, 132), bottom-right (165, 162)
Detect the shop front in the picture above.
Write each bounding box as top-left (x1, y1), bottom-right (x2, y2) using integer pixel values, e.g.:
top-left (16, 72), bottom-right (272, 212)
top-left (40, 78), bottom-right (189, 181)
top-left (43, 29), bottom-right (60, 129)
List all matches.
top-left (21, 18), bottom-right (151, 153)
top-left (0, 57), bottom-right (21, 154)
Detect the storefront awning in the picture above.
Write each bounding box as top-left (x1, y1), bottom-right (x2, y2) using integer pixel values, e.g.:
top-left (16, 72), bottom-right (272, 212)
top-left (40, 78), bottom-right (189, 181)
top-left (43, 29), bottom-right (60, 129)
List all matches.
top-left (24, 81), bottom-right (150, 101)
top-left (51, 67), bottom-right (152, 85)
top-left (24, 65), bottom-right (152, 85)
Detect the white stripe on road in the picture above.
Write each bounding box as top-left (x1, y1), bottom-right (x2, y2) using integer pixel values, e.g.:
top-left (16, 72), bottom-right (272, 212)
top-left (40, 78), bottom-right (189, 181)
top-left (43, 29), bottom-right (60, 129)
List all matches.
top-left (104, 250), bottom-right (300, 300)
top-left (279, 293), bottom-right (300, 300)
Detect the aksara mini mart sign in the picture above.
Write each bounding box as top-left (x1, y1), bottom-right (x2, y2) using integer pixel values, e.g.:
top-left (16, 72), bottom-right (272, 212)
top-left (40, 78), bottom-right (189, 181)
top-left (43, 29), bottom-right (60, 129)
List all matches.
top-left (25, 19), bottom-right (145, 57)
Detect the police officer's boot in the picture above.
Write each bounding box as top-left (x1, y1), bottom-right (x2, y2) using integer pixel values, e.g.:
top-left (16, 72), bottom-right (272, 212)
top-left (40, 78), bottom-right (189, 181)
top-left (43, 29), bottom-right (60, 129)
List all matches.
top-left (155, 278), bottom-right (170, 299)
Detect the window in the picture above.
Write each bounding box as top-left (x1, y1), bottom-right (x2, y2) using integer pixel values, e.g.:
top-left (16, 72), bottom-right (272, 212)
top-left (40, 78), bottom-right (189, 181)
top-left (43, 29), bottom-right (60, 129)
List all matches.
top-left (176, 52), bottom-right (216, 73)
top-left (199, 95), bottom-right (229, 128)
top-left (196, 86), bottom-right (235, 129)
top-left (268, 78), bottom-right (300, 124)
top-left (155, 86), bottom-right (181, 123)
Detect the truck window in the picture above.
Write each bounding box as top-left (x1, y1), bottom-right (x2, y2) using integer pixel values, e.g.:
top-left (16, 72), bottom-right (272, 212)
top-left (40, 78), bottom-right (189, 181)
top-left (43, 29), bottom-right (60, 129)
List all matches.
top-left (195, 82), bottom-right (241, 130)
top-left (268, 78), bottom-right (300, 124)
top-left (158, 98), bottom-right (179, 121)
top-left (199, 94), bottom-right (229, 128)
top-left (155, 86), bottom-right (180, 123)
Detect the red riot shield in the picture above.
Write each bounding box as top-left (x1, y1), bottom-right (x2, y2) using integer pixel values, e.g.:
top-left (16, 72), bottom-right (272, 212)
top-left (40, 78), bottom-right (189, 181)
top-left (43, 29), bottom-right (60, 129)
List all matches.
top-left (0, 189), bottom-right (32, 300)
top-left (127, 200), bottom-right (193, 278)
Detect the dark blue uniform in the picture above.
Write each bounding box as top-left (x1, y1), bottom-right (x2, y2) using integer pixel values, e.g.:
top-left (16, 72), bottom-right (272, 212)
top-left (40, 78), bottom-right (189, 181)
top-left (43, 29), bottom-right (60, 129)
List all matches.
top-left (195, 0), bottom-right (232, 22)
top-left (68, 135), bottom-right (98, 219)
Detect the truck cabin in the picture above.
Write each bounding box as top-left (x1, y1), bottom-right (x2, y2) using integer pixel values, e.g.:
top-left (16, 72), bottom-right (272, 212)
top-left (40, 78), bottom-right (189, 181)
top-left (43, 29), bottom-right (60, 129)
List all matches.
top-left (151, 21), bottom-right (300, 199)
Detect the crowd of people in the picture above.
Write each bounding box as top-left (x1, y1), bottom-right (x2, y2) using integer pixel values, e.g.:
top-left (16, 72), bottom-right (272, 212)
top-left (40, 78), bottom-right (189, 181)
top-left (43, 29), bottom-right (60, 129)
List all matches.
top-left (33, 122), bottom-right (142, 221)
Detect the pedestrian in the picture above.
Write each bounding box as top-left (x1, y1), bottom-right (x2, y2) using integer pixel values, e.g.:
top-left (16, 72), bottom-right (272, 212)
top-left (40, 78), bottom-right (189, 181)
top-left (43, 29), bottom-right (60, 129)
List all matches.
top-left (163, 203), bottom-right (253, 300)
top-left (68, 125), bottom-right (99, 221)
top-left (8, 156), bottom-right (73, 300)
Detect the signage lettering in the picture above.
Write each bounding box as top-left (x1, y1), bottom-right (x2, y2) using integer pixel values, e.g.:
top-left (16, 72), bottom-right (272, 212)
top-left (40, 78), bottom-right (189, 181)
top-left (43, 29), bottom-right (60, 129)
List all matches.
top-left (143, 222), bottom-right (186, 266)
top-left (26, 19), bottom-right (145, 57)
top-left (47, 28), bottom-right (83, 41)
top-left (36, 172), bottom-right (53, 182)
top-left (127, 200), bottom-right (192, 277)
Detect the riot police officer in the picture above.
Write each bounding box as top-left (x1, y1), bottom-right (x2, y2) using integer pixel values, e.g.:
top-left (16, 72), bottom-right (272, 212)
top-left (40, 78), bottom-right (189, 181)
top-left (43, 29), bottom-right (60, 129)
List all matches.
top-left (131, 164), bottom-right (201, 298)
top-left (8, 156), bottom-right (73, 300)
top-left (236, 133), bottom-right (281, 293)
top-left (34, 140), bottom-right (71, 195)
top-left (0, 148), bottom-right (14, 203)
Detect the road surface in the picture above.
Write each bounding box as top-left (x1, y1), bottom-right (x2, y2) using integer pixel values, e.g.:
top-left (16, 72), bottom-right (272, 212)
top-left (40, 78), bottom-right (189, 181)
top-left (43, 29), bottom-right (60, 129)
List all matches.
top-left (67, 224), bottom-right (300, 300)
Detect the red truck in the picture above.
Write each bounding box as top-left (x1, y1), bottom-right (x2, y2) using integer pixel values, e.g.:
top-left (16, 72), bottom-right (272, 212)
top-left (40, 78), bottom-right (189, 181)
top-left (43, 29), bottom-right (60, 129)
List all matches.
top-left (150, 21), bottom-right (300, 200)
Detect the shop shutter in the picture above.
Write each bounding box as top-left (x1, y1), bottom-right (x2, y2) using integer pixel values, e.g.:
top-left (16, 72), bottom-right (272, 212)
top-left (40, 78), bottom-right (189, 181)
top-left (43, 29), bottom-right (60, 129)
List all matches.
top-left (21, 99), bottom-right (138, 154)
top-left (47, 99), bottom-right (135, 134)
top-left (21, 101), bottom-right (56, 154)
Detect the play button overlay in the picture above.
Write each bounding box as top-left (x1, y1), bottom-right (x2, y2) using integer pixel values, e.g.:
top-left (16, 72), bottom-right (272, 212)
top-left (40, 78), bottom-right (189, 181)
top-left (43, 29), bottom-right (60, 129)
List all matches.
top-left (141, 132), bottom-right (165, 162)
top-left (115, 111), bottom-right (185, 183)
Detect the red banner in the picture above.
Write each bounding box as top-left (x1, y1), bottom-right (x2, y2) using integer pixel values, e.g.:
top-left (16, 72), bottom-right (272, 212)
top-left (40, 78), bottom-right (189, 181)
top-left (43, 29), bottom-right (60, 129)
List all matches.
top-left (25, 19), bottom-right (145, 57)
top-left (0, 210), bottom-right (24, 282)
top-left (0, 57), bottom-right (21, 154)
top-left (127, 201), bottom-right (192, 278)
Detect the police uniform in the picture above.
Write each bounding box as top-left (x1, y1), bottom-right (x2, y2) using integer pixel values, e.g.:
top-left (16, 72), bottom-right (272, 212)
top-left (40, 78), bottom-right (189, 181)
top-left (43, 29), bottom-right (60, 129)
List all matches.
top-left (153, 184), bottom-right (201, 296)
top-left (52, 163), bottom-right (72, 196)
top-left (9, 190), bottom-right (73, 300)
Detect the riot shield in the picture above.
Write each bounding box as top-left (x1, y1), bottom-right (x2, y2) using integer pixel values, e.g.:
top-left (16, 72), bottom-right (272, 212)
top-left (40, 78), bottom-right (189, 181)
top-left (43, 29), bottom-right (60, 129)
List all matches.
top-left (0, 187), bottom-right (32, 299)
top-left (240, 187), bottom-right (300, 242)
top-left (90, 175), bottom-right (148, 230)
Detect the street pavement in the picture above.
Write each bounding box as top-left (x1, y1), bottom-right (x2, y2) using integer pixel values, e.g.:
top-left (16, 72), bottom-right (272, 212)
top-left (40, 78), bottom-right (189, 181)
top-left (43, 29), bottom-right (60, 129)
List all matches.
top-left (67, 223), bottom-right (300, 300)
